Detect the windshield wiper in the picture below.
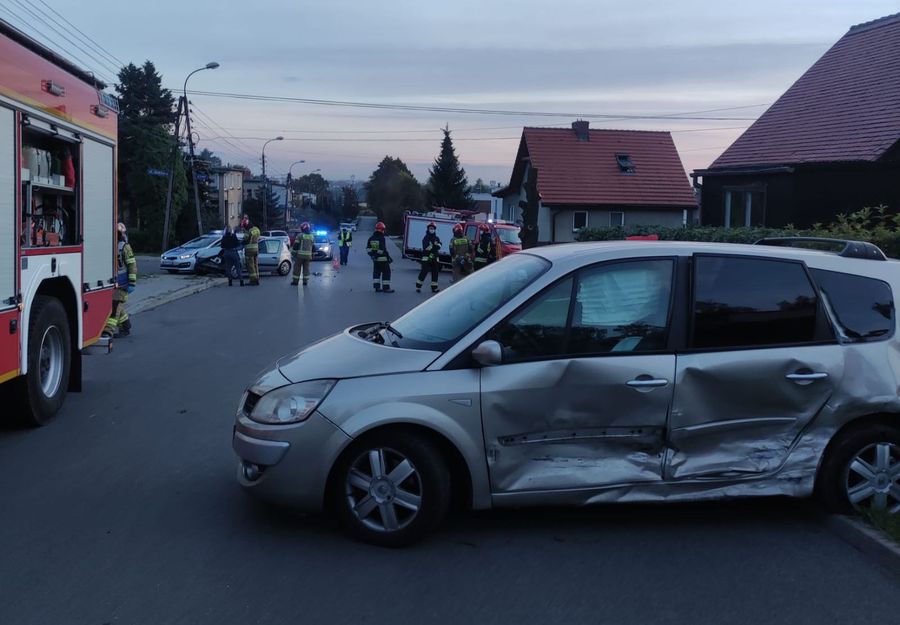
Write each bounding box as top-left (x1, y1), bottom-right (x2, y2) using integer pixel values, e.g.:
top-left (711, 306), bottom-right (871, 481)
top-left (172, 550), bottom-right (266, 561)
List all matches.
top-left (358, 321), bottom-right (403, 344)
top-left (375, 321), bottom-right (403, 340)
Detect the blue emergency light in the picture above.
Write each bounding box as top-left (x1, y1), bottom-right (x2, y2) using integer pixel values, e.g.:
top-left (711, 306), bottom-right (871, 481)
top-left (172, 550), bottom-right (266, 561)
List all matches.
top-left (315, 230), bottom-right (328, 236)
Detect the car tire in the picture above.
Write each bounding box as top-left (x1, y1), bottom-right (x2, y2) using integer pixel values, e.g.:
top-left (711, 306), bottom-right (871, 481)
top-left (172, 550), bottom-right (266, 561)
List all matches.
top-left (278, 260), bottom-right (291, 276)
top-left (332, 431), bottom-right (450, 547)
top-left (816, 423), bottom-right (900, 514)
top-left (17, 295), bottom-right (71, 426)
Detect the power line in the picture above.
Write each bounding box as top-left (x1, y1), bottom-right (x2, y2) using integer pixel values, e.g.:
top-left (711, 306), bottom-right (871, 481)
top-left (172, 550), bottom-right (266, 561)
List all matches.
top-left (181, 88), bottom-right (761, 121)
top-left (7, 0), bottom-right (119, 83)
top-left (32, 0), bottom-right (126, 68)
top-left (190, 104), bottom-right (259, 154)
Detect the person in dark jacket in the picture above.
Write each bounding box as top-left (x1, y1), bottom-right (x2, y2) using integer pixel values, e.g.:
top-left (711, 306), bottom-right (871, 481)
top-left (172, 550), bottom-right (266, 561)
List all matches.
top-left (366, 221), bottom-right (394, 292)
top-left (473, 224), bottom-right (497, 270)
top-left (415, 221), bottom-right (442, 293)
top-left (221, 226), bottom-right (243, 286)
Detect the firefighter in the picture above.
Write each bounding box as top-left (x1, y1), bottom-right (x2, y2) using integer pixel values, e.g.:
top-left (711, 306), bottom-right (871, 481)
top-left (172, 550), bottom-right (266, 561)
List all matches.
top-left (473, 223), bottom-right (497, 270)
top-left (338, 225), bottom-right (352, 266)
top-left (244, 218), bottom-right (261, 285)
top-left (102, 223), bottom-right (137, 338)
top-left (415, 221), bottom-right (441, 293)
top-left (291, 222), bottom-right (315, 286)
top-left (367, 221), bottom-right (394, 292)
top-left (450, 223), bottom-right (473, 282)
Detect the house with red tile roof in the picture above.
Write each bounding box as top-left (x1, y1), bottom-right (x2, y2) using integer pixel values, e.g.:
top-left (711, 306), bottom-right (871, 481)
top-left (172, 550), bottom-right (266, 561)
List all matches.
top-left (493, 121), bottom-right (696, 243)
top-left (694, 12), bottom-right (900, 228)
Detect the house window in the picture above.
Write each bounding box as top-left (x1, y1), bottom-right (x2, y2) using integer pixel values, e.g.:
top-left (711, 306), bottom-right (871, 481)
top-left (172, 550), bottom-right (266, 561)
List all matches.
top-left (609, 211), bottom-right (625, 227)
top-left (573, 211), bottom-right (588, 231)
top-left (616, 154), bottom-right (635, 174)
top-left (724, 188), bottom-right (766, 228)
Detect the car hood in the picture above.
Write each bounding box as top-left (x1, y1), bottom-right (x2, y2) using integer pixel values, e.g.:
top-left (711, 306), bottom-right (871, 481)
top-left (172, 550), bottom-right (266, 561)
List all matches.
top-left (162, 246), bottom-right (194, 257)
top-left (276, 326), bottom-right (441, 383)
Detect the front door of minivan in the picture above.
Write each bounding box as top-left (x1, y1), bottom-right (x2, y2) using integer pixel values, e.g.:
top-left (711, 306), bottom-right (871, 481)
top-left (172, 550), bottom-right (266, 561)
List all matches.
top-left (666, 254), bottom-right (843, 479)
top-left (480, 258), bottom-right (678, 494)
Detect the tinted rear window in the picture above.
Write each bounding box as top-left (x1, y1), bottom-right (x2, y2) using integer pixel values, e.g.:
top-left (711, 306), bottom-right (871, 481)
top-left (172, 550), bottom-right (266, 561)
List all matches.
top-left (811, 269), bottom-right (894, 342)
top-left (692, 256), bottom-right (820, 349)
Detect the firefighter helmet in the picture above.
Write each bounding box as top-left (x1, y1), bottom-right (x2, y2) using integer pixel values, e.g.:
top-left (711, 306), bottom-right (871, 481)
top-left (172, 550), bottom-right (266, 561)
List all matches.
top-left (427, 221), bottom-right (437, 229)
top-left (375, 221), bottom-right (386, 232)
top-left (453, 224), bottom-right (464, 235)
top-left (301, 222), bottom-right (311, 233)
top-left (479, 223), bottom-right (491, 233)
top-left (117, 222), bottom-right (127, 234)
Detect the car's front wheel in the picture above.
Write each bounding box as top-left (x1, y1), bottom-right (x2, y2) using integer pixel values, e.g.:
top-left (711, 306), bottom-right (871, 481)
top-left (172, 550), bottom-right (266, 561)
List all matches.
top-left (818, 423), bottom-right (900, 514)
top-left (332, 432), bottom-right (450, 547)
top-left (278, 260), bottom-right (291, 276)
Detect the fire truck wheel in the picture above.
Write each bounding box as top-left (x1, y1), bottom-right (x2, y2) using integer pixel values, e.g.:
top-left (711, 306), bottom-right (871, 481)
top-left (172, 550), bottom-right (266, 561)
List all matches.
top-left (19, 295), bottom-right (71, 426)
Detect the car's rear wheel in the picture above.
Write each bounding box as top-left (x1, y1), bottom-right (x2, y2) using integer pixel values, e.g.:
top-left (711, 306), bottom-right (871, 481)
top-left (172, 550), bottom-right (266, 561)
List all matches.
top-left (332, 432), bottom-right (450, 547)
top-left (278, 260), bottom-right (291, 276)
top-left (817, 423), bottom-right (900, 514)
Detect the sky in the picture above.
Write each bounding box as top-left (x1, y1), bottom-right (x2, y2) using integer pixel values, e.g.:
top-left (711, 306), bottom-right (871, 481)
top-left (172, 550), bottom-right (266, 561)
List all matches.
top-left (2, 0), bottom-right (898, 185)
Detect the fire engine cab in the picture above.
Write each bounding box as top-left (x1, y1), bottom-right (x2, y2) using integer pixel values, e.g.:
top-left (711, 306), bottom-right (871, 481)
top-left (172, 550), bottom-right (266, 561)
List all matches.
top-left (0, 19), bottom-right (118, 425)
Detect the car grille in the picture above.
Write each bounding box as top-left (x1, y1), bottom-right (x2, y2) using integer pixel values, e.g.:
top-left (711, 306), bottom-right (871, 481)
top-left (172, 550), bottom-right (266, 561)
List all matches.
top-left (243, 391), bottom-right (261, 416)
top-left (163, 255), bottom-right (177, 260)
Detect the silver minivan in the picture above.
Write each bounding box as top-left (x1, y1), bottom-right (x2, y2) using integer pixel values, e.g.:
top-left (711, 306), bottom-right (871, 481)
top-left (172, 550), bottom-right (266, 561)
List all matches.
top-left (233, 239), bottom-right (900, 546)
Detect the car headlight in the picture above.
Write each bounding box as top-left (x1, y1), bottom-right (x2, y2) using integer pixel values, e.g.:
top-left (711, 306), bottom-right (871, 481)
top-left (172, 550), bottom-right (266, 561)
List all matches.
top-left (179, 253), bottom-right (195, 259)
top-left (249, 380), bottom-right (336, 425)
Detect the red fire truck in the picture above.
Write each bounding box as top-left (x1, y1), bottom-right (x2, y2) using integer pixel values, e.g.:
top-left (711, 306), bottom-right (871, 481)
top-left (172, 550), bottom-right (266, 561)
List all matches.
top-left (0, 20), bottom-right (119, 425)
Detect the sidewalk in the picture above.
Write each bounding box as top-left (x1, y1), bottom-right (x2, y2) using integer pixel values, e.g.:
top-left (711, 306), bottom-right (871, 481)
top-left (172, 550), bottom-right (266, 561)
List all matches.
top-left (128, 273), bottom-right (221, 315)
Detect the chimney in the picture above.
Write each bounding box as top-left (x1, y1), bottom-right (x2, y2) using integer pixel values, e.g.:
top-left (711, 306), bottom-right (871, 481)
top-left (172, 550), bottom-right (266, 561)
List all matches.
top-left (572, 120), bottom-right (589, 141)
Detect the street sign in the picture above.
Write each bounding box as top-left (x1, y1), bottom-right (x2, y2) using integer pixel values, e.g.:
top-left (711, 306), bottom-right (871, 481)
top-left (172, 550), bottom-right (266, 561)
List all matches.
top-left (147, 168), bottom-right (168, 177)
top-left (195, 173), bottom-right (209, 182)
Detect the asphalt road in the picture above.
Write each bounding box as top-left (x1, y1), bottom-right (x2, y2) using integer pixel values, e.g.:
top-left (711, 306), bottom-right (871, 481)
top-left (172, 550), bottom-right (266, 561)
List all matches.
top-left (1, 230), bottom-right (898, 625)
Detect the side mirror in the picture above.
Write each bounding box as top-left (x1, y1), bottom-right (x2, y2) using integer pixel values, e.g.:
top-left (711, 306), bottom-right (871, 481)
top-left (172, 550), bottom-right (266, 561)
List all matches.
top-left (472, 340), bottom-right (502, 367)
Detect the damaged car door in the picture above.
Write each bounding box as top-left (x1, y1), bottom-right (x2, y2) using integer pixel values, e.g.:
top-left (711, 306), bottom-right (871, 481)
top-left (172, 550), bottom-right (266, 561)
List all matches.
top-left (665, 255), bottom-right (842, 479)
top-left (480, 258), bottom-right (677, 494)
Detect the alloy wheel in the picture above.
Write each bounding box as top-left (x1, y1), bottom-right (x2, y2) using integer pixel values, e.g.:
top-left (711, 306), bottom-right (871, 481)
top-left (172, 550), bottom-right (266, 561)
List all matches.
top-left (845, 442), bottom-right (900, 514)
top-left (345, 447), bottom-right (423, 532)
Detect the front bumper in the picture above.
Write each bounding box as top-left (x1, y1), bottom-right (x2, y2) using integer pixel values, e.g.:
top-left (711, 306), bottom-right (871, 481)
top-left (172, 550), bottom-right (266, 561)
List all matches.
top-left (232, 411), bottom-right (352, 511)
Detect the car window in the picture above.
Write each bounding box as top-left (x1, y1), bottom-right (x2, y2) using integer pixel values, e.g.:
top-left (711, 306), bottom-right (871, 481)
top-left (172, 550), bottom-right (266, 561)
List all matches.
top-left (811, 269), bottom-right (894, 342)
top-left (491, 277), bottom-right (573, 362)
top-left (489, 259), bottom-right (673, 362)
top-left (497, 228), bottom-right (521, 244)
top-left (465, 225), bottom-right (477, 240)
top-left (691, 255), bottom-right (820, 349)
top-left (569, 259), bottom-right (673, 354)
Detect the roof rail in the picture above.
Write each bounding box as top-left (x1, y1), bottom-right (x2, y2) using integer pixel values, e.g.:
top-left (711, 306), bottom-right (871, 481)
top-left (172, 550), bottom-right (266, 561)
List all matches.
top-left (754, 237), bottom-right (887, 261)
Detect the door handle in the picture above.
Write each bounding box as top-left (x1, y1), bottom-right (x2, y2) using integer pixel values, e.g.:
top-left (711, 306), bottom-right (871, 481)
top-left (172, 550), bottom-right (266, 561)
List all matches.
top-left (786, 372), bottom-right (828, 382)
top-left (627, 378), bottom-right (669, 388)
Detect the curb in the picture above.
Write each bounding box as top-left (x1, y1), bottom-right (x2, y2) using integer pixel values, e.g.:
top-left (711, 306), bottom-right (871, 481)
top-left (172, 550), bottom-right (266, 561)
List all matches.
top-left (129, 278), bottom-right (221, 315)
top-left (824, 514), bottom-right (900, 581)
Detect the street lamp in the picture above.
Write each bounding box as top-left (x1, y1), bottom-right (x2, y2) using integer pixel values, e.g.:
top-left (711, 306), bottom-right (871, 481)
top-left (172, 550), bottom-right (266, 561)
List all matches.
top-left (261, 136), bottom-right (284, 231)
top-left (286, 160), bottom-right (306, 220)
top-left (163, 61), bottom-right (220, 249)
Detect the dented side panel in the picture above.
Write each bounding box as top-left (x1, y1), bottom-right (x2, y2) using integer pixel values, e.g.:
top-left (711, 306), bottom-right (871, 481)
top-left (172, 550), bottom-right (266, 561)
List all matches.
top-left (667, 345), bottom-right (844, 479)
top-left (481, 355), bottom-right (675, 492)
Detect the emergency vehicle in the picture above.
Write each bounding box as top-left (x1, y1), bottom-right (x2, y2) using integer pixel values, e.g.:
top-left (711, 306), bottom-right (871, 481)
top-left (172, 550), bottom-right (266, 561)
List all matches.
top-left (0, 20), bottom-right (119, 425)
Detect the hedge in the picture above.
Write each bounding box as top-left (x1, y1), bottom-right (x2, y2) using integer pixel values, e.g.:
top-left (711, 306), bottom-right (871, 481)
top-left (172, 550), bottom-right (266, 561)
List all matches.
top-left (575, 206), bottom-right (900, 258)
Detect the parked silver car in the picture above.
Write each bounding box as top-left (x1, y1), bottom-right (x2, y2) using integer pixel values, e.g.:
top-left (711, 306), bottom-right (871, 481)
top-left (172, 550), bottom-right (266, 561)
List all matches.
top-left (233, 238), bottom-right (900, 546)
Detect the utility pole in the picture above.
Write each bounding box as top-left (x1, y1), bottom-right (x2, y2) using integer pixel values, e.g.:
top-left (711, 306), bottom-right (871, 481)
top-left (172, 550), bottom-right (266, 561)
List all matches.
top-left (183, 100), bottom-right (205, 237)
top-left (261, 153), bottom-right (267, 232)
top-left (161, 96), bottom-right (185, 251)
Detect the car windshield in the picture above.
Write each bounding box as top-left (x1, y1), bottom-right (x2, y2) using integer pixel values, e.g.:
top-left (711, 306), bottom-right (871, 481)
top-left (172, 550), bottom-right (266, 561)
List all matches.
top-left (497, 227), bottom-right (521, 244)
top-left (390, 253), bottom-right (550, 350)
top-left (181, 236), bottom-right (218, 249)
top-left (316, 235), bottom-right (329, 244)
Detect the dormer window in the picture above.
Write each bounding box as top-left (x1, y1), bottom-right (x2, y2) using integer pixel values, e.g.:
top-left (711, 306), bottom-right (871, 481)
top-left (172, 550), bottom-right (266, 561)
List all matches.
top-left (616, 154), bottom-right (635, 174)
